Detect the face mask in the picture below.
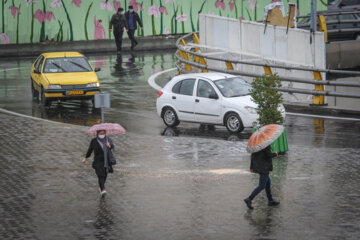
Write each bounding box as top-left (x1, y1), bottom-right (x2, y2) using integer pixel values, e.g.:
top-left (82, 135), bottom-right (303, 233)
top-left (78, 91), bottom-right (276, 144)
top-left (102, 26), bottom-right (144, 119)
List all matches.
top-left (130, 9), bottom-right (134, 13)
top-left (98, 134), bottom-right (105, 139)
top-left (121, 12), bottom-right (124, 15)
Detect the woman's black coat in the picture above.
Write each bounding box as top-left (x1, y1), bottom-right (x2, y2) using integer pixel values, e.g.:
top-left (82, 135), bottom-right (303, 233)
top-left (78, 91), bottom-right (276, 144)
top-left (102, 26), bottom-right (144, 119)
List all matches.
top-left (250, 146), bottom-right (277, 174)
top-left (85, 138), bottom-right (113, 174)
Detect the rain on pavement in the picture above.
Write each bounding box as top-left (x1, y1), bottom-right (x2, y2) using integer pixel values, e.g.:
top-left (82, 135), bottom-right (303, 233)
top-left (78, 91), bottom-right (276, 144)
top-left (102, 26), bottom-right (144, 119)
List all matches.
top-left (0, 52), bottom-right (360, 239)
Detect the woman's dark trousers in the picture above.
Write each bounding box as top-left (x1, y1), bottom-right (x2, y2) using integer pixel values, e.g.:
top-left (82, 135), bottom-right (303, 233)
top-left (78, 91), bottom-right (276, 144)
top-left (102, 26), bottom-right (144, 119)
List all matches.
top-left (248, 173), bottom-right (273, 201)
top-left (114, 30), bottom-right (124, 51)
top-left (95, 169), bottom-right (108, 191)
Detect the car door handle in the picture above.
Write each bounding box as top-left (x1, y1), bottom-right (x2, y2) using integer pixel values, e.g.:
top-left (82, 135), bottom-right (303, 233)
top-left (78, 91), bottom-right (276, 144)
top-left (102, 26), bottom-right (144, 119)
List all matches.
top-left (195, 99), bottom-right (200, 103)
top-left (172, 96), bottom-right (176, 99)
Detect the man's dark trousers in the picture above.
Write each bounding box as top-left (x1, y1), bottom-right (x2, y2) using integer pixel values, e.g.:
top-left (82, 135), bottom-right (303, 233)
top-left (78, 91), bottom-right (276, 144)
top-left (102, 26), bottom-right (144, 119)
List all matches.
top-left (248, 173), bottom-right (273, 201)
top-left (128, 29), bottom-right (137, 48)
top-left (114, 30), bottom-right (124, 51)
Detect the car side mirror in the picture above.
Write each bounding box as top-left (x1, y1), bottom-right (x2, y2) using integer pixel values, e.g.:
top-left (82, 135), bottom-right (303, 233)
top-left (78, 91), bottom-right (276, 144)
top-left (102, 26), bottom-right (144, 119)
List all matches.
top-left (209, 92), bottom-right (219, 100)
top-left (94, 68), bottom-right (101, 72)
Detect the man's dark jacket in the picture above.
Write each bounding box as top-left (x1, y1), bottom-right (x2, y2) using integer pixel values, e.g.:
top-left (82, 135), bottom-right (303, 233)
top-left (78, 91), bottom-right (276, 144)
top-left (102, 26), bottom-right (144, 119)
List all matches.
top-left (250, 146), bottom-right (277, 174)
top-left (109, 13), bottom-right (128, 33)
top-left (125, 11), bottom-right (143, 30)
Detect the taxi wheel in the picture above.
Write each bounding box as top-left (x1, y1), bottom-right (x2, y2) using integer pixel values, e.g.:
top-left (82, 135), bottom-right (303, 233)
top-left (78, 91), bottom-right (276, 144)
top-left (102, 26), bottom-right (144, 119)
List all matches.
top-left (31, 81), bottom-right (39, 100)
top-left (40, 88), bottom-right (51, 107)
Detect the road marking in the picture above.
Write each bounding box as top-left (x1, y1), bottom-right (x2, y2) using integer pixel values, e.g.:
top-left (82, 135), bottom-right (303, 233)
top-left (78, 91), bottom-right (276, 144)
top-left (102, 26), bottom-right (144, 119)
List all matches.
top-left (286, 112), bottom-right (360, 121)
top-left (147, 67), bottom-right (177, 91)
top-left (0, 67), bottom-right (28, 72)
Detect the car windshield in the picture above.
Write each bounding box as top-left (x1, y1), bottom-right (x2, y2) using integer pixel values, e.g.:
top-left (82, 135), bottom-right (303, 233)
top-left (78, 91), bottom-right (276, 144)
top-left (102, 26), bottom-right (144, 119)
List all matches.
top-left (214, 77), bottom-right (252, 97)
top-left (43, 57), bottom-right (92, 73)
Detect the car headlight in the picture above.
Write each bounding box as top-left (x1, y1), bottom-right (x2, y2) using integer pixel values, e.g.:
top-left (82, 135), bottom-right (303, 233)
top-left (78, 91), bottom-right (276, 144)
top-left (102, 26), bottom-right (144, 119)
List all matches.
top-left (47, 84), bottom-right (62, 89)
top-left (245, 106), bottom-right (257, 114)
top-left (86, 82), bottom-right (100, 88)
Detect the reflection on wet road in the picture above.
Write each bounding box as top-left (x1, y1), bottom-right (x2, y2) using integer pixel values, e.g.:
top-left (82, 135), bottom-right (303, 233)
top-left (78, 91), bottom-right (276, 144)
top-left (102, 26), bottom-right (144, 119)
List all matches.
top-left (1, 52), bottom-right (360, 240)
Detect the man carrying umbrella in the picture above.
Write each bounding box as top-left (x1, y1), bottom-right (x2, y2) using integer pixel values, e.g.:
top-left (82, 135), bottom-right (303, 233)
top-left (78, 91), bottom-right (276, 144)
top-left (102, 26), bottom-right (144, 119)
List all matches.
top-left (244, 124), bottom-right (283, 210)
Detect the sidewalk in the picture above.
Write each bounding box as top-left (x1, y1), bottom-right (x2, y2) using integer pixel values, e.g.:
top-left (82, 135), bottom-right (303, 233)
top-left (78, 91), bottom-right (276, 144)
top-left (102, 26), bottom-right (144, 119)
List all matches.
top-left (0, 35), bottom-right (181, 58)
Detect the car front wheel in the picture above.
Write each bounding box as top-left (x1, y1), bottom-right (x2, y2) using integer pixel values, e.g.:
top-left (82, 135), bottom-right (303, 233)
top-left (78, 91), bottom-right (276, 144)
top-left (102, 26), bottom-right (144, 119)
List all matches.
top-left (31, 81), bottom-right (39, 100)
top-left (40, 88), bottom-right (51, 107)
top-left (225, 113), bottom-right (244, 133)
top-left (162, 107), bottom-right (180, 127)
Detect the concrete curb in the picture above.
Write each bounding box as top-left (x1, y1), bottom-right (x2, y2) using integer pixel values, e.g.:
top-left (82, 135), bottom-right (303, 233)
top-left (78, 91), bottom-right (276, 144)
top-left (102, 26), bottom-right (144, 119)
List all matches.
top-left (0, 35), bottom-right (182, 58)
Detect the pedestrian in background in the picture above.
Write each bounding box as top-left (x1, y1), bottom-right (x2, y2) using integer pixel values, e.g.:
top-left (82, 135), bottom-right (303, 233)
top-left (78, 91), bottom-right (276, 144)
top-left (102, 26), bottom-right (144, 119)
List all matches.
top-left (125, 5), bottom-right (143, 50)
top-left (109, 8), bottom-right (128, 53)
top-left (244, 146), bottom-right (280, 209)
top-left (82, 130), bottom-right (114, 197)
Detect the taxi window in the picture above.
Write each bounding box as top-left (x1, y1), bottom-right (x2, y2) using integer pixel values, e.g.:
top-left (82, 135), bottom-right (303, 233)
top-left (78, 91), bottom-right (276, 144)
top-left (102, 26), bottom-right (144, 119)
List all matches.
top-left (43, 57), bottom-right (92, 73)
top-left (35, 56), bottom-right (44, 72)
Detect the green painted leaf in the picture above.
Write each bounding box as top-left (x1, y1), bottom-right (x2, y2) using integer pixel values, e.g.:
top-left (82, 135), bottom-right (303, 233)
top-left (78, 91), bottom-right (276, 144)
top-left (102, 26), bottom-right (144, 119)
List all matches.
top-left (84, 2), bottom-right (93, 41)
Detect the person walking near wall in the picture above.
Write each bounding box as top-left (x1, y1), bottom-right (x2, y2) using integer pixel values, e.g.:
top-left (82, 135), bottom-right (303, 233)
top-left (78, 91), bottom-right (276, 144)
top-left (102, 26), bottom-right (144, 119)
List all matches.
top-left (82, 130), bottom-right (115, 197)
top-left (244, 146), bottom-right (280, 210)
top-left (109, 8), bottom-right (128, 53)
top-left (125, 5), bottom-right (143, 50)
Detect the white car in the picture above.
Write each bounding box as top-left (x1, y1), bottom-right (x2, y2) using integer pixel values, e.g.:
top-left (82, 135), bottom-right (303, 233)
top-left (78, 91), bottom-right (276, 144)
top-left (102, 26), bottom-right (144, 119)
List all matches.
top-left (156, 72), bottom-right (286, 133)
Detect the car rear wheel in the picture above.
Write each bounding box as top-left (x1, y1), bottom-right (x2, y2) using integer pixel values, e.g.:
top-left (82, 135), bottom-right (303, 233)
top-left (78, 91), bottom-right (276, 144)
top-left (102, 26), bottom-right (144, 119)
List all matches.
top-left (40, 88), bottom-right (51, 107)
top-left (31, 81), bottom-right (39, 100)
top-left (162, 107), bottom-right (180, 127)
top-left (225, 113), bottom-right (244, 133)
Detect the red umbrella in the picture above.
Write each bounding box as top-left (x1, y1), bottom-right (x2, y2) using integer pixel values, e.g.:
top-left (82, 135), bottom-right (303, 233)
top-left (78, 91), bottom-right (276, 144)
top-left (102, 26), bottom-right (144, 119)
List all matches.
top-left (87, 123), bottom-right (126, 136)
top-left (246, 124), bottom-right (284, 153)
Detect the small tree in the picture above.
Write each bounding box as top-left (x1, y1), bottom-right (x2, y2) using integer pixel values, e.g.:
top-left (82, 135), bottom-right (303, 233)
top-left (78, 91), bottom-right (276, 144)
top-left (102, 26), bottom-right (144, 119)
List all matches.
top-left (250, 74), bottom-right (284, 126)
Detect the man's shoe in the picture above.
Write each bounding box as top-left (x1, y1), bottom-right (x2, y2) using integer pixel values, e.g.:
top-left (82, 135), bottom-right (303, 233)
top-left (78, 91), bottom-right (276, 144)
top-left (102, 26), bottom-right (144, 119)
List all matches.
top-left (268, 200), bottom-right (280, 206)
top-left (244, 198), bottom-right (253, 210)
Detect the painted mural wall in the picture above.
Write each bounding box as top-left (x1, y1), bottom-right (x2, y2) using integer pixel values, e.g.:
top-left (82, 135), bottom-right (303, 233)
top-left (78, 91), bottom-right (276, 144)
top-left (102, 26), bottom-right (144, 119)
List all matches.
top-left (0, 0), bottom-right (327, 45)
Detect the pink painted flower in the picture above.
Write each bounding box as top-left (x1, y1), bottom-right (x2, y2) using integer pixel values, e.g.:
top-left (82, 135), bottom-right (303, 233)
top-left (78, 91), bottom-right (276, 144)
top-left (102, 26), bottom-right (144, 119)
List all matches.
top-left (164, 29), bottom-right (170, 35)
top-left (9, 5), bottom-right (21, 18)
top-left (24, 0), bottom-right (37, 6)
top-left (271, 0), bottom-right (281, 2)
top-left (228, 0), bottom-right (235, 12)
top-left (0, 33), bottom-right (10, 44)
top-left (113, 0), bottom-right (121, 11)
top-left (45, 11), bottom-right (56, 21)
top-left (239, 17), bottom-right (245, 20)
top-left (248, 0), bottom-right (255, 11)
top-left (50, 0), bottom-right (62, 9)
top-left (129, 0), bottom-right (143, 12)
top-left (176, 14), bottom-right (187, 23)
top-left (159, 6), bottom-right (168, 15)
top-left (34, 9), bottom-right (55, 23)
top-left (148, 5), bottom-right (160, 17)
top-left (71, 0), bottom-right (82, 7)
top-left (94, 16), bottom-right (106, 40)
top-left (100, 0), bottom-right (113, 11)
top-left (215, 0), bottom-right (225, 10)
top-left (165, 0), bottom-right (176, 5)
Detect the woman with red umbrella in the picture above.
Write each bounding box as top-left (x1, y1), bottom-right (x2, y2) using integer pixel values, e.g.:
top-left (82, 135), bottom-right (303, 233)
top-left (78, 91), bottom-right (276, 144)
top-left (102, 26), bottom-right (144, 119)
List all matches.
top-left (244, 124), bottom-right (283, 210)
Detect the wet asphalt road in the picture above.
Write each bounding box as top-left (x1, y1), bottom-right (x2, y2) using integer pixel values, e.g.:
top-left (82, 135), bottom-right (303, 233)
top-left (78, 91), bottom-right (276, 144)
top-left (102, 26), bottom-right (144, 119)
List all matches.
top-left (1, 52), bottom-right (360, 239)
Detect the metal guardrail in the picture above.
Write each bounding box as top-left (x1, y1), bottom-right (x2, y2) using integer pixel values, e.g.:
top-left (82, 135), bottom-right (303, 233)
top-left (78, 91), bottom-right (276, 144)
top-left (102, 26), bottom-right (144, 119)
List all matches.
top-left (297, 11), bottom-right (360, 19)
top-left (175, 32), bottom-right (360, 102)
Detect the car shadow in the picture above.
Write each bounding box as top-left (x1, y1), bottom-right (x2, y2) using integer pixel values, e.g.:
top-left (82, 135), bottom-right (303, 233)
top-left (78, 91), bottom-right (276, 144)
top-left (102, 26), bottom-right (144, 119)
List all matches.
top-left (161, 125), bottom-right (252, 141)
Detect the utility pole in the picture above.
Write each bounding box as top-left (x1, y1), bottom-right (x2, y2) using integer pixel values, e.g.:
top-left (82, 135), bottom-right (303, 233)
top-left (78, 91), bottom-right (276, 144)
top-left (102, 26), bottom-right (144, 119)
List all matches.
top-left (310, 0), bottom-right (317, 32)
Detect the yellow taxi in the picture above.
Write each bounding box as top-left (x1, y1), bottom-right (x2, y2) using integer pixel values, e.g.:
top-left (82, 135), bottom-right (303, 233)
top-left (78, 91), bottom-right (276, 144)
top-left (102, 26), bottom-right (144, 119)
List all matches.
top-left (30, 52), bottom-right (101, 106)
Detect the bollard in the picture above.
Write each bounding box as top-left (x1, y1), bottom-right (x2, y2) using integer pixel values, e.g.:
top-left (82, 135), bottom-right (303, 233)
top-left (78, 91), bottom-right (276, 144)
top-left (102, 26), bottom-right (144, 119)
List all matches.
top-left (225, 61), bottom-right (234, 70)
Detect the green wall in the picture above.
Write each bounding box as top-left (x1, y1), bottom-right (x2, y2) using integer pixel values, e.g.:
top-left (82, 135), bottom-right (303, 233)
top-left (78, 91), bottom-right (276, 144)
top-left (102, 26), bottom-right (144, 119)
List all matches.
top-left (0, 0), bottom-right (327, 44)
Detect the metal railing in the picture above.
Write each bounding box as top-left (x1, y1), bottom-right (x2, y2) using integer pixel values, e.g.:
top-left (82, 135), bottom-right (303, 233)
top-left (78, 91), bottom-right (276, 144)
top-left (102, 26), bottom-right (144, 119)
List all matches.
top-left (175, 32), bottom-right (360, 102)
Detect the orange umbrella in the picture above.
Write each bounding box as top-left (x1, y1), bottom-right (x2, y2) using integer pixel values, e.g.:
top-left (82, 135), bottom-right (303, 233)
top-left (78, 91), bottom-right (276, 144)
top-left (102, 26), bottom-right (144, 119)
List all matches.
top-left (246, 124), bottom-right (284, 153)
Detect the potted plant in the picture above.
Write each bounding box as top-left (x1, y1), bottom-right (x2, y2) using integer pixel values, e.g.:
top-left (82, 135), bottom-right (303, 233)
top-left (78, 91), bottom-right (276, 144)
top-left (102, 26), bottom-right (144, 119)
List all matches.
top-left (250, 73), bottom-right (288, 153)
